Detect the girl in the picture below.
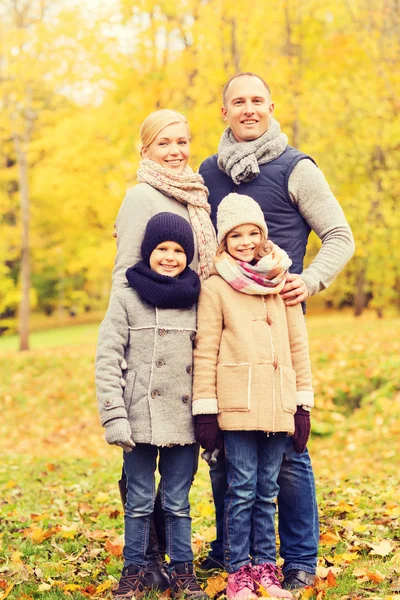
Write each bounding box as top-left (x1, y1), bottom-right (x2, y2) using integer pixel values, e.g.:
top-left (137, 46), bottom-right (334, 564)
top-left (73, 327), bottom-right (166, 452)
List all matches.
top-left (193, 193), bottom-right (314, 600)
top-left (96, 212), bottom-right (209, 600)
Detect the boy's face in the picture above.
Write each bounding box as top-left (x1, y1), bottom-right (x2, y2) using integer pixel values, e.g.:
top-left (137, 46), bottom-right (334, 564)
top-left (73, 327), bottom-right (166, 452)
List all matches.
top-left (149, 241), bottom-right (187, 277)
top-left (226, 223), bottom-right (261, 262)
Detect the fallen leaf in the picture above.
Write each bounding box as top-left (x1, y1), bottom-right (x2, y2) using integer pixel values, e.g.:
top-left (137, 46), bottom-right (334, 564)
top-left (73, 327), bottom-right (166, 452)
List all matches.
top-left (320, 531), bottom-right (341, 544)
top-left (370, 540), bottom-right (394, 557)
top-left (257, 583), bottom-right (271, 597)
top-left (0, 584), bottom-right (14, 600)
top-left (204, 573), bottom-right (227, 598)
top-left (366, 570), bottom-right (386, 583)
top-left (11, 551), bottom-right (23, 564)
top-left (96, 580), bottom-right (112, 593)
top-left (105, 538), bottom-right (123, 557)
top-left (327, 571), bottom-right (337, 588)
top-left (37, 582), bottom-right (52, 591)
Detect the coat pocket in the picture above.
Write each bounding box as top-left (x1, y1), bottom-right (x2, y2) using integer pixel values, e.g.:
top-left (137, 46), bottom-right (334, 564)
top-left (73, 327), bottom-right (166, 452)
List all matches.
top-left (123, 370), bottom-right (137, 414)
top-left (217, 363), bottom-right (251, 412)
top-left (278, 365), bottom-right (297, 414)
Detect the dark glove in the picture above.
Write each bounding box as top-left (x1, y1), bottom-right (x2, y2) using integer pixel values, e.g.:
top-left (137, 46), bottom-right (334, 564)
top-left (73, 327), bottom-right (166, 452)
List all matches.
top-left (292, 407), bottom-right (311, 454)
top-left (195, 414), bottom-right (222, 452)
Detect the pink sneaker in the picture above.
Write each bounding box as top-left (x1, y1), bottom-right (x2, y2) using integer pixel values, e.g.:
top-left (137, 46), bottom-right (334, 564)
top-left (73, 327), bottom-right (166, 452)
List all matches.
top-left (253, 564), bottom-right (293, 598)
top-left (226, 565), bottom-right (258, 600)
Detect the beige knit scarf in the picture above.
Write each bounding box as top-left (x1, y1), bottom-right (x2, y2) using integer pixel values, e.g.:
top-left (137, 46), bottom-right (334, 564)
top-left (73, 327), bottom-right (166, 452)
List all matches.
top-left (137, 159), bottom-right (217, 281)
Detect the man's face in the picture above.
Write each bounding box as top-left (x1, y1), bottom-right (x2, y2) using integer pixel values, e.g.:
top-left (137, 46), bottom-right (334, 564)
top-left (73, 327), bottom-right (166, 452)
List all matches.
top-left (221, 76), bottom-right (274, 142)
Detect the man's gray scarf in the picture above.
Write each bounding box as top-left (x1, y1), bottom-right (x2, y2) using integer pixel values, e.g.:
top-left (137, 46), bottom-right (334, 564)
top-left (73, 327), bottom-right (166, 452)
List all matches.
top-left (217, 118), bottom-right (288, 185)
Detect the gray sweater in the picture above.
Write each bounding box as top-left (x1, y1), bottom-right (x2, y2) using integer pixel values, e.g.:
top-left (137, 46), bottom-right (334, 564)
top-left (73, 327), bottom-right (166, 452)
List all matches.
top-left (288, 159), bottom-right (355, 296)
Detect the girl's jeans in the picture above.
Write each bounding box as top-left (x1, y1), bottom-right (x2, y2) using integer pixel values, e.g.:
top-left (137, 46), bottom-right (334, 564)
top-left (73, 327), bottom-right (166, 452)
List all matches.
top-left (209, 436), bottom-right (319, 574)
top-left (223, 431), bottom-right (287, 573)
top-left (123, 442), bottom-right (197, 569)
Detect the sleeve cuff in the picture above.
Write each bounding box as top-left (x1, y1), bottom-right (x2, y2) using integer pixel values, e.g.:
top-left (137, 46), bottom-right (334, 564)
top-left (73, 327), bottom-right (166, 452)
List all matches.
top-left (296, 390), bottom-right (314, 409)
top-left (192, 398), bottom-right (219, 416)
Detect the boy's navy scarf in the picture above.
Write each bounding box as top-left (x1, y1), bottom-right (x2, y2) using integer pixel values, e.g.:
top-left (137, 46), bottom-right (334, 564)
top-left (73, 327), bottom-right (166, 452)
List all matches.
top-left (126, 262), bottom-right (200, 309)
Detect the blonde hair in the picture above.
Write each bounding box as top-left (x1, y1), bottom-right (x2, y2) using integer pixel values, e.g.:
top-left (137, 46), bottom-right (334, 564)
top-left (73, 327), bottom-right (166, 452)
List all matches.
top-left (216, 226), bottom-right (273, 261)
top-left (140, 109), bottom-right (190, 155)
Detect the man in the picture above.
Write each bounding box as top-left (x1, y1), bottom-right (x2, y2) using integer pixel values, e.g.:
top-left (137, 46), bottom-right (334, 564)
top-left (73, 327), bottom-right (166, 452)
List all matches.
top-left (196, 72), bottom-right (355, 590)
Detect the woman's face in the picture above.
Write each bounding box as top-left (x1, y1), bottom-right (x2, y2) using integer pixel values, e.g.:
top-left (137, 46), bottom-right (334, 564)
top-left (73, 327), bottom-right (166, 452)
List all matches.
top-left (142, 122), bottom-right (190, 174)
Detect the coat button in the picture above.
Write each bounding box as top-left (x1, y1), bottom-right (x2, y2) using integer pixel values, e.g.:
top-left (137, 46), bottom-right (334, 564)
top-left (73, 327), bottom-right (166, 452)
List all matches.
top-left (156, 359), bottom-right (165, 368)
top-left (151, 390), bottom-right (158, 399)
top-left (190, 332), bottom-right (196, 341)
top-left (186, 365), bottom-right (192, 374)
top-left (104, 399), bottom-right (113, 407)
top-left (182, 394), bottom-right (190, 403)
top-left (158, 329), bottom-right (167, 337)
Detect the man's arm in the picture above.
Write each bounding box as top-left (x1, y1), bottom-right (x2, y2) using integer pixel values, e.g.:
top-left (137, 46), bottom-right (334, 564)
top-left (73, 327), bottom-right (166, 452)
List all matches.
top-left (282, 159), bottom-right (355, 305)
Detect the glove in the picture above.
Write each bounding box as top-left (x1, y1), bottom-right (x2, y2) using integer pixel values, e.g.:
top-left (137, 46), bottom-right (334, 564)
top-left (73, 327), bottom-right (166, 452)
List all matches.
top-left (105, 418), bottom-right (136, 453)
top-left (201, 447), bottom-right (221, 466)
top-left (195, 414), bottom-right (222, 452)
top-left (292, 407), bottom-right (311, 454)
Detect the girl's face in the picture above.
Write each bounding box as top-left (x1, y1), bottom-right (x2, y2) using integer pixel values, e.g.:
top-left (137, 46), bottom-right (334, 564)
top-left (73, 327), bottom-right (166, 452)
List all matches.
top-left (226, 224), bottom-right (262, 262)
top-left (142, 122), bottom-right (190, 174)
top-left (149, 241), bottom-right (187, 277)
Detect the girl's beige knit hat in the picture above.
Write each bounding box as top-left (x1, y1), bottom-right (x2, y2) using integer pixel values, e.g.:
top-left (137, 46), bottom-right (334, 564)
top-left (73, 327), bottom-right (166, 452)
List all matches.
top-left (216, 193), bottom-right (268, 244)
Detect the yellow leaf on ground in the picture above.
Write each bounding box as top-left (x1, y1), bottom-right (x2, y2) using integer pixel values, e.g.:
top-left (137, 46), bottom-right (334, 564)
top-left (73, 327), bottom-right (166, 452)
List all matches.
top-left (62, 584), bottom-right (82, 591)
top-left (204, 573), bottom-right (227, 598)
top-left (37, 582), bottom-right (52, 591)
top-left (0, 584), bottom-right (14, 600)
top-left (96, 580), bottom-right (112, 593)
top-left (257, 584), bottom-right (272, 597)
top-left (11, 551), bottom-right (23, 563)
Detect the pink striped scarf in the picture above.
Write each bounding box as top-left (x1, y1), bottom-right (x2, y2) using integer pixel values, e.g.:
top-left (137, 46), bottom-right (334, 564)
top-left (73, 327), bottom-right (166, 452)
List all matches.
top-left (214, 245), bottom-right (292, 295)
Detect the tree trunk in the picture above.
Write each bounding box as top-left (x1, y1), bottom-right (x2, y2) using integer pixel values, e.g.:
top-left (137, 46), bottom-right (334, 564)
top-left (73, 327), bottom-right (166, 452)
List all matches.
top-left (13, 134), bottom-right (31, 351)
top-left (353, 268), bottom-right (366, 317)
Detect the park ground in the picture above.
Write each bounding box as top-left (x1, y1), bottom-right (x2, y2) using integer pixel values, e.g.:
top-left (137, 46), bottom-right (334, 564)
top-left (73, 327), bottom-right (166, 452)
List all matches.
top-left (0, 312), bottom-right (400, 600)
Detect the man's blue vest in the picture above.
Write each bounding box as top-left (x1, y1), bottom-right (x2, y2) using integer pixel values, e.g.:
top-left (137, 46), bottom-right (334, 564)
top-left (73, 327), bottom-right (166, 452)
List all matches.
top-left (199, 146), bottom-right (316, 275)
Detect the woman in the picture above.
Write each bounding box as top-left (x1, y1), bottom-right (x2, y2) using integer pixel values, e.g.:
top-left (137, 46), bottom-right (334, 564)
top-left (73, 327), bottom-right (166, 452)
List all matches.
top-left (112, 109), bottom-right (216, 291)
top-left (111, 109), bottom-right (217, 597)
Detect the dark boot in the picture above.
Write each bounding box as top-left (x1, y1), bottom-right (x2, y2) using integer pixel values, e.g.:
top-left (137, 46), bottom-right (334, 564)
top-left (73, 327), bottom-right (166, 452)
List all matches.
top-left (144, 559), bottom-right (170, 591)
top-left (170, 563), bottom-right (209, 599)
top-left (118, 473), bottom-right (127, 508)
top-left (113, 564), bottom-right (146, 599)
top-left (282, 569), bottom-right (315, 590)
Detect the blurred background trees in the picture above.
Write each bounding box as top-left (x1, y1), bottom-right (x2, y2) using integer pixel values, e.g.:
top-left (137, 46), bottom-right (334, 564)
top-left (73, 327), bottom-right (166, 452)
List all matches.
top-left (1, 0), bottom-right (399, 345)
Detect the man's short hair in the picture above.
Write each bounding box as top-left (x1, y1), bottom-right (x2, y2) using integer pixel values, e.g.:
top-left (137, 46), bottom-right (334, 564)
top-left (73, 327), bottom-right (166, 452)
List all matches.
top-left (222, 72), bottom-right (271, 106)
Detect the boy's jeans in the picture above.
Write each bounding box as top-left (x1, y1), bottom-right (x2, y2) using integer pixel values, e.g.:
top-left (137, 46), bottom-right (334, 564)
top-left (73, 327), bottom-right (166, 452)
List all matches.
top-left (223, 431), bottom-right (287, 573)
top-left (209, 435), bottom-right (319, 574)
top-left (123, 443), bottom-right (197, 568)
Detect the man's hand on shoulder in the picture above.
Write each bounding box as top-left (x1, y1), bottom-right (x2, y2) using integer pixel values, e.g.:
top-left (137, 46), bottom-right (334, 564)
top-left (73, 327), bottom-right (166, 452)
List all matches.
top-left (280, 273), bottom-right (309, 306)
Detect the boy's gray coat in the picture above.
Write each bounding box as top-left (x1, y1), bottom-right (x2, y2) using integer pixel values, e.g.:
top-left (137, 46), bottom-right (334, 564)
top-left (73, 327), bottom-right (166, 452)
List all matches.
top-left (96, 288), bottom-right (196, 446)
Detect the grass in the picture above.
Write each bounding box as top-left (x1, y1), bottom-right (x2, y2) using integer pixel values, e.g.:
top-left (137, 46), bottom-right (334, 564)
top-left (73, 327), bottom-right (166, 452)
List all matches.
top-left (1, 312), bottom-right (400, 599)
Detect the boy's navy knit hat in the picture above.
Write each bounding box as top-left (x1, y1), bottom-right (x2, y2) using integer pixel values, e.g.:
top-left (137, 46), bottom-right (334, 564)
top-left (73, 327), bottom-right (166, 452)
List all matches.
top-left (141, 212), bottom-right (195, 266)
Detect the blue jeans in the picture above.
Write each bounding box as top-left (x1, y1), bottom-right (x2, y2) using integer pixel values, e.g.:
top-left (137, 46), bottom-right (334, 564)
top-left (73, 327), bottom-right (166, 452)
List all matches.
top-left (223, 431), bottom-right (287, 573)
top-left (208, 435), bottom-right (319, 574)
top-left (123, 443), bottom-right (197, 569)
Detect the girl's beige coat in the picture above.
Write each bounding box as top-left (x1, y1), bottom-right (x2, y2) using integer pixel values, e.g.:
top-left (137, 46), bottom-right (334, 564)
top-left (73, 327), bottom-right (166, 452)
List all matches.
top-left (192, 274), bottom-right (314, 433)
